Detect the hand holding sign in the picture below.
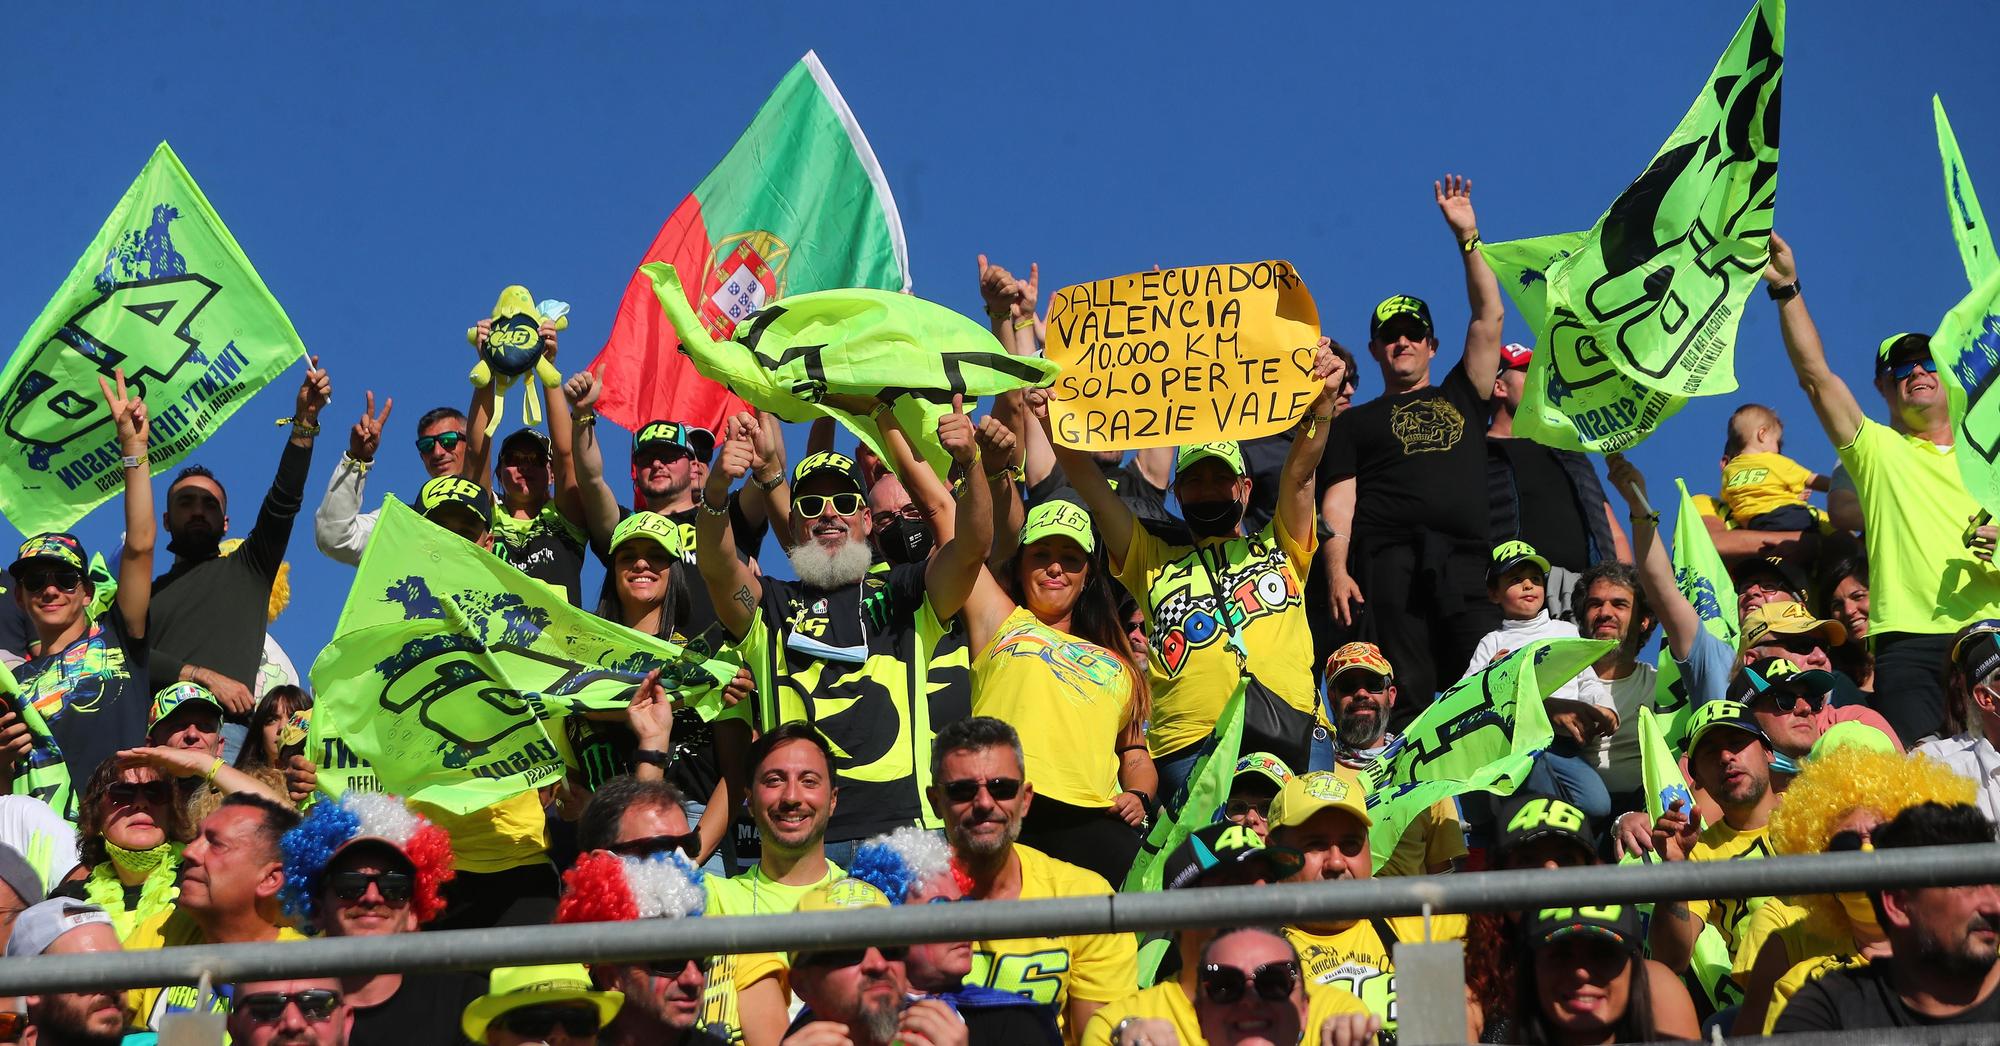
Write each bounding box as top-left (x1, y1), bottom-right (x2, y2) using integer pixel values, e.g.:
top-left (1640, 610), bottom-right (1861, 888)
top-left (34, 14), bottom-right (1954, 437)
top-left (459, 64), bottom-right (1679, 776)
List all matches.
top-left (1045, 261), bottom-right (1322, 450)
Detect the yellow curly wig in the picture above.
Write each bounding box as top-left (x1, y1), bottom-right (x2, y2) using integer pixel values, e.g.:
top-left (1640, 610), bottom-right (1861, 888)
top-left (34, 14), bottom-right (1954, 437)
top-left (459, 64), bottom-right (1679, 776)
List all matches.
top-left (1767, 746), bottom-right (1975, 935)
top-left (216, 538), bottom-right (292, 623)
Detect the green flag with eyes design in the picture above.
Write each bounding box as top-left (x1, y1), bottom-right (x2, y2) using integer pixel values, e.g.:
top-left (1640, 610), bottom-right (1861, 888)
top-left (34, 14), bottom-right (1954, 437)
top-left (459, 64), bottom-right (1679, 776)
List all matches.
top-left (308, 500), bottom-right (739, 813)
top-left (1495, 0), bottom-right (1782, 452)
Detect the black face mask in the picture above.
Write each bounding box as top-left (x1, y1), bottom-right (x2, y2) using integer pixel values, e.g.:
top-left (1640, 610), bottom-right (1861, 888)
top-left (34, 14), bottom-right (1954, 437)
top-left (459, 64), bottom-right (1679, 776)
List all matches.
top-left (167, 530), bottom-right (222, 561)
top-left (876, 517), bottom-right (934, 565)
top-left (1183, 499), bottom-right (1244, 538)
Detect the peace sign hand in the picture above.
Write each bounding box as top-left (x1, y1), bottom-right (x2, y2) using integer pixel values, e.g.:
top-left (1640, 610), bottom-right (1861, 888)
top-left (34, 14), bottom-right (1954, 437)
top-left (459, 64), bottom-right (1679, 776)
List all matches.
top-left (97, 368), bottom-right (148, 454)
top-left (347, 391), bottom-right (393, 463)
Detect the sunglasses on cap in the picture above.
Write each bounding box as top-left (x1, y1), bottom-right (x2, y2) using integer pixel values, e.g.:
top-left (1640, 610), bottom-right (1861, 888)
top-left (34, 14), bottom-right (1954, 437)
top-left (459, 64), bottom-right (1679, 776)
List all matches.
top-left (329, 870), bottom-right (413, 904)
top-left (795, 492), bottom-right (865, 519)
top-left (498, 1004), bottom-right (603, 1039)
top-left (107, 781), bottom-right (172, 807)
top-left (414, 431), bottom-right (466, 454)
top-left (1334, 671), bottom-right (1390, 695)
top-left (1199, 960), bottom-right (1300, 1005)
top-left (798, 945), bottom-right (910, 969)
top-left (605, 832), bottom-right (701, 861)
top-left (236, 989), bottom-right (342, 1024)
top-left (18, 568), bottom-right (82, 594)
top-left (941, 777), bottom-right (1023, 803)
top-left (1890, 358), bottom-right (1938, 381)
top-left (645, 955), bottom-right (713, 978)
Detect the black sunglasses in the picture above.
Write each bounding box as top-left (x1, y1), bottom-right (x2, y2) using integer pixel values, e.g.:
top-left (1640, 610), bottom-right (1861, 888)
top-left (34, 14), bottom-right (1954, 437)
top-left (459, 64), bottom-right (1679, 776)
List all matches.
top-left (795, 492), bottom-right (865, 519)
top-left (1754, 687), bottom-right (1826, 713)
top-left (329, 870), bottom-right (413, 904)
top-left (237, 989), bottom-right (342, 1023)
top-left (415, 431), bottom-right (467, 453)
top-left (606, 833), bottom-right (702, 861)
top-left (1200, 961), bottom-right (1300, 1005)
top-left (645, 955), bottom-right (713, 978)
top-left (108, 781), bottom-right (171, 806)
top-left (19, 569), bottom-right (81, 594)
top-left (1224, 798), bottom-right (1270, 822)
top-left (941, 777), bottom-right (1023, 803)
top-left (1334, 671), bottom-right (1390, 695)
top-left (499, 1004), bottom-right (602, 1039)
top-left (1828, 828), bottom-right (1871, 853)
top-left (798, 945), bottom-right (909, 969)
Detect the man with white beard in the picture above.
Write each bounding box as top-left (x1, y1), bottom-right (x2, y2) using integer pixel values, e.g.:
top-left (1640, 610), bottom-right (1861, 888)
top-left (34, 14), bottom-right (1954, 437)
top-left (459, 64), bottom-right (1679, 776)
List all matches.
top-left (697, 406), bottom-right (994, 865)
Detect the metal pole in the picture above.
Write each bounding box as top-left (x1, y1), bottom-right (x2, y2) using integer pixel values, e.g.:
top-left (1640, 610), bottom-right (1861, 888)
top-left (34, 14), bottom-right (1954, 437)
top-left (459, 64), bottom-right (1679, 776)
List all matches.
top-left (1, 845), bottom-right (1992, 994)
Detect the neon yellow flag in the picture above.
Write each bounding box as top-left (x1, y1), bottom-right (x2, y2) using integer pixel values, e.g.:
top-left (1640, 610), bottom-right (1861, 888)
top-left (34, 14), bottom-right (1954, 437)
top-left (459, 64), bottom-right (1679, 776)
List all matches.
top-left (1651, 479), bottom-right (1740, 748)
top-left (1931, 268), bottom-right (2000, 514)
top-left (1508, 0), bottom-right (1783, 451)
top-left (309, 500), bottom-right (740, 813)
top-left (1936, 96), bottom-right (1996, 288)
top-left (1638, 707), bottom-right (1695, 822)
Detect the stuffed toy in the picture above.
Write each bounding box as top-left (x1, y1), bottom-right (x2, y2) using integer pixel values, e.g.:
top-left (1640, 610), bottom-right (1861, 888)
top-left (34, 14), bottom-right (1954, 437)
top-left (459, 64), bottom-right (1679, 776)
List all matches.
top-left (466, 285), bottom-right (568, 434)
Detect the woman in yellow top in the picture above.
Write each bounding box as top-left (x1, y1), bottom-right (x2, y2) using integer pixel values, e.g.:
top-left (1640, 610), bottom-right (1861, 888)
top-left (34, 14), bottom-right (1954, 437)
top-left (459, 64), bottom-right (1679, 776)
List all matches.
top-left (1736, 743), bottom-right (1974, 1035)
top-left (962, 499), bottom-right (1157, 885)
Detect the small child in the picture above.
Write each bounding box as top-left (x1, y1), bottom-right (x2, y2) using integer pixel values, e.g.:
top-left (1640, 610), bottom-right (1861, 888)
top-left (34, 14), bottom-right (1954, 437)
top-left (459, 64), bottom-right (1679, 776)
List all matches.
top-left (1720, 404), bottom-right (1829, 531)
top-left (1463, 540), bottom-right (1616, 818)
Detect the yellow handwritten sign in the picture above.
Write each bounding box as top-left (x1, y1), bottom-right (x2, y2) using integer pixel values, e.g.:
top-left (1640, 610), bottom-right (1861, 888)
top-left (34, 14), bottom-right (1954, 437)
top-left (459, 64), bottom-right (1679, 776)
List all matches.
top-left (1045, 261), bottom-right (1321, 450)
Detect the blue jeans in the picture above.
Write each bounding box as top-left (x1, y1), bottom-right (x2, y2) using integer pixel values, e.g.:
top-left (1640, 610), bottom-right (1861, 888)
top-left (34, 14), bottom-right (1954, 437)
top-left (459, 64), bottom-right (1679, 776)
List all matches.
top-left (1525, 750), bottom-right (1612, 824)
top-left (1154, 745), bottom-right (1205, 813)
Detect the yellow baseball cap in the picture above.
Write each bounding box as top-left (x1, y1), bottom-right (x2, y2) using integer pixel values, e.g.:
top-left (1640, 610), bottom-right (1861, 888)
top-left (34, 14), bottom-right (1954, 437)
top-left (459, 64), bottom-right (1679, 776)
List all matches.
top-left (1488, 539), bottom-right (1551, 584)
top-left (461, 964), bottom-right (622, 1044)
top-left (1269, 770), bottom-right (1371, 829)
top-left (790, 878), bottom-right (892, 964)
top-left (1019, 500), bottom-right (1095, 554)
top-left (609, 511), bottom-right (685, 559)
top-left (1174, 441), bottom-right (1245, 478)
top-left (1740, 600), bottom-right (1847, 651)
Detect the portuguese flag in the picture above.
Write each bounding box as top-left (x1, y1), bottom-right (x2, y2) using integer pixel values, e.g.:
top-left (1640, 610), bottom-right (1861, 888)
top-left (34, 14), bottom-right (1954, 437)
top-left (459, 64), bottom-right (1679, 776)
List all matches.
top-left (589, 51), bottom-right (910, 434)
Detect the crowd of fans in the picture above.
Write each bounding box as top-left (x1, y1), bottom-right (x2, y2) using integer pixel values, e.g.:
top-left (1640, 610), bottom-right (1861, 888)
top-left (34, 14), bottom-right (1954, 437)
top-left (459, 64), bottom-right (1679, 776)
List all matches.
top-left (0, 178), bottom-right (1995, 1046)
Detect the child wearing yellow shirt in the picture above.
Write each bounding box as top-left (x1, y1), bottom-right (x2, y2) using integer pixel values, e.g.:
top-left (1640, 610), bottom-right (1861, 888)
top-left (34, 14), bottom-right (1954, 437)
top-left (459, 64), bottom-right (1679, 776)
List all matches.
top-left (1721, 404), bottom-right (1827, 531)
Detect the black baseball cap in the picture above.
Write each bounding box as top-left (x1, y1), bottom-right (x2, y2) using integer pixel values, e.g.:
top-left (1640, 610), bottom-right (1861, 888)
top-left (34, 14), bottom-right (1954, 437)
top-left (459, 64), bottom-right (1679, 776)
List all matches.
top-left (413, 476), bottom-right (493, 529)
top-left (1369, 295), bottom-right (1434, 340)
top-left (1526, 903), bottom-right (1644, 955)
top-left (1162, 822), bottom-right (1302, 890)
top-left (1729, 555), bottom-right (1808, 599)
top-left (1495, 794), bottom-right (1597, 866)
top-left (792, 451), bottom-right (865, 494)
top-left (497, 427), bottom-right (552, 462)
top-left (1876, 332), bottom-right (1933, 377)
top-left (1726, 656), bottom-right (1837, 706)
top-left (635, 420), bottom-right (716, 464)
top-left (1953, 620), bottom-right (2000, 683)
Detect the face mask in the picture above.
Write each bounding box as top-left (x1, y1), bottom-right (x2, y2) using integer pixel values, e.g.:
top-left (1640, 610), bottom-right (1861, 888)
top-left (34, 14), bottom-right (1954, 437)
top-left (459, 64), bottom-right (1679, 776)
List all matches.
top-left (1840, 888), bottom-right (1884, 939)
top-left (876, 517), bottom-right (934, 565)
top-left (106, 839), bottom-right (174, 874)
top-left (1771, 751), bottom-right (1801, 776)
top-left (1183, 499), bottom-right (1244, 538)
top-left (167, 531), bottom-right (222, 560)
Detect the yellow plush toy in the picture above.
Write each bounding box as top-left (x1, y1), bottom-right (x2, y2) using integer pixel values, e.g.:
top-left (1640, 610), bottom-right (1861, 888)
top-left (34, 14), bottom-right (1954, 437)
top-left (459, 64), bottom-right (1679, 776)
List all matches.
top-left (467, 285), bottom-right (568, 435)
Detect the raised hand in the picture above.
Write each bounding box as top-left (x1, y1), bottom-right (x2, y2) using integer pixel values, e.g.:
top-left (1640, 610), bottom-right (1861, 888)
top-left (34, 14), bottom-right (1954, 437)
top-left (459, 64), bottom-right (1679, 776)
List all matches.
top-left (625, 668), bottom-right (675, 750)
top-left (1763, 231), bottom-right (1796, 286)
top-left (295, 355), bottom-right (331, 425)
top-left (1435, 174), bottom-right (1479, 244)
top-left (539, 322), bottom-right (560, 362)
top-left (1313, 340), bottom-right (1347, 404)
top-left (1012, 262), bottom-right (1040, 324)
top-left (711, 412), bottom-right (761, 486)
top-left (1024, 386), bottom-right (1051, 421)
top-left (563, 371), bottom-right (600, 412)
top-left (1604, 453), bottom-right (1650, 512)
top-left (472, 317), bottom-right (493, 351)
top-left (938, 395), bottom-right (978, 465)
top-left (346, 391), bottom-right (392, 463)
top-left (974, 414), bottom-right (1017, 476)
top-left (750, 411), bottom-right (784, 484)
top-left (977, 253), bottom-right (1020, 318)
top-left (97, 367), bottom-right (149, 454)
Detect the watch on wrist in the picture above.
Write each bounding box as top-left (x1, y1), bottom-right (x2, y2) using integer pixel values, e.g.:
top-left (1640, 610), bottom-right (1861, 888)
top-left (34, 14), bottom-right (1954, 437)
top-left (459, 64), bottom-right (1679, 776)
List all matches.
top-left (633, 749), bottom-right (672, 769)
top-left (1766, 279), bottom-right (1802, 302)
top-left (752, 471), bottom-right (783, 492)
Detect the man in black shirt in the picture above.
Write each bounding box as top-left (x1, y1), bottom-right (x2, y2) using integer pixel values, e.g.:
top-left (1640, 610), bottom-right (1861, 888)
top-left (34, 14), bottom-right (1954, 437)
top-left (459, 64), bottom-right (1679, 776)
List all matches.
top-left (1776, 801), bottom-right (2000, 1031)
top-left (1321, 176), bottom-right (1504, 721)
top-left (149, 359), bottom-right (329, 754)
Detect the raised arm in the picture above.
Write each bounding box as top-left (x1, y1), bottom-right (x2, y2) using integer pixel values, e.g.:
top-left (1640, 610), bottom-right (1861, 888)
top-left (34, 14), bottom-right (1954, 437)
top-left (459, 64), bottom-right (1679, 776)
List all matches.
top-left (925, 398), bottom-right (995, 621)
top-left (540, 326), bottom-right (585, 526)
top-left (1604, 454), bottom-right (1700, 661)
top-left (1278, 342), bottom-right (1346, 545)
top-left (698, 414), bottom-right (765, 640)
top-left (1026, 388), bottom-right (1138, 572)
top-left (1764, 233), bottom-right (1866, 448)
top-left (739, 411), bottom-right (789, 538)
top-left (315, 393), bottom-right (390, 566)
top-left (241, 357), bottom-right (328, 577)
top-left (100, 370), bottom-right (154, 637)
top-left (1438, 175), bottom-right (1503, 395)
top-left (464, 319), bottom-right (496, 483)
top-left (561, 373), bottom-right (623, 550)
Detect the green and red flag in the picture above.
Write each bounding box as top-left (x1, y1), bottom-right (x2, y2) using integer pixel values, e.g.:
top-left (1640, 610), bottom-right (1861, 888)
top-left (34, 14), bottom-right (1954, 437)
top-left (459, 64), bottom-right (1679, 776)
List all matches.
top-left (588, 51), bottom-right (910, 434)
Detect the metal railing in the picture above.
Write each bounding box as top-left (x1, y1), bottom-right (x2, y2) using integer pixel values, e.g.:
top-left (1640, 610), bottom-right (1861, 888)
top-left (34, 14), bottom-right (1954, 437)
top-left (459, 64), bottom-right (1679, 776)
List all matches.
top-left (1, 844), bottom-right (1992, 995)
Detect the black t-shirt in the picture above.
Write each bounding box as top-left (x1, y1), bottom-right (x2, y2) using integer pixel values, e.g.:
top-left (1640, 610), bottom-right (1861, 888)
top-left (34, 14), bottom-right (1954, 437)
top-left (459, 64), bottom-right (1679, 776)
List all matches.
top-left (1027, 457), bottom-right (1185, 543)
top-left (1487, 437), bottom-right (1591, 571)
top-left (348, 971), bottom-right (485, 1046)
top-left (1774, 959), bottom-right (2000, 1032)
top-left (1319, 365), bottom-right (1489, 543)
top-left (490, 503), bottom-right (588, 605)
top-left (12, 611), bottom-right (150, 812)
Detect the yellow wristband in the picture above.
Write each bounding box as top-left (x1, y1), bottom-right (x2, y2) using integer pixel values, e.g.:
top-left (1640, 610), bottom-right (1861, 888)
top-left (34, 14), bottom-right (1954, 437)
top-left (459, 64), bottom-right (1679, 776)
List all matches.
top-left (204, 757), bottom-right (223, 783)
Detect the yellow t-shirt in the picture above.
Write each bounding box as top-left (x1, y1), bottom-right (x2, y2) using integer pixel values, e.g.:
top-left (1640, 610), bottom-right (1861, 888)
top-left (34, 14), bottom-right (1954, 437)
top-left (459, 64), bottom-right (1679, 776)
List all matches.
top-left (1285, 913), bottom-right (1468, 1035)
top-left (972, 607), bottom-right (1135, 808)
top-left (1841, 418), bottom-right (2000, 636)
top-left (1079, 978), bottom-right (1369, 1046)
top-left (1332, 767), bottom-right (1464, 876)
top-left (1721, 452), bottom-right (1815, 521)
top-left (1683, 821), bottom-right (1772, 954)
top-left (705, 860), bottom-right (847, 999)
top-left (124, 908), bottom-right (308, 1029)
top-left (1116, 515), bottom-right (1316, 755)
top-left (1763, 952), bottom-right (1867, 1034)
top-left (970, 845), bottom-right (1138, 1017)
top-left (413, 791), bottom-right (548, 874)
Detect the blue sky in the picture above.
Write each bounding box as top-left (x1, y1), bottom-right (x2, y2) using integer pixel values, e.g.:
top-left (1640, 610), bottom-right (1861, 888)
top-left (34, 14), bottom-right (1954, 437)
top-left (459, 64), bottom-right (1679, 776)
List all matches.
top-left (4, 1), bottom-right (1996, 666)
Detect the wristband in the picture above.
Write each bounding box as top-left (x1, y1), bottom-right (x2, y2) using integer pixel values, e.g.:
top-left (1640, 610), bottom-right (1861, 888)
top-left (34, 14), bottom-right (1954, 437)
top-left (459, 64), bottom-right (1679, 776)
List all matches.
top-left (1766, 279), bottom-right (1802, 302)
top-left (277, 417), bottom-right (321, 437)
top-left (700, 490), bottom-right (730, 517)
top-left (1012, 315), bottom-right (1035, 331)
top-left (633, 749), bottom-right (672, 770)
top-left (1460, 235), bottom-right (1483, 254)
top-left (573, 411), bottom-right (597, 428)
top-left (121, 454), bottom-right (145, 469)
top-left (341, 453), bottom-right (374, 474)
top-left (1630, 511), bottom-right (1661, 525)
top-left (752, 471), bottom-right (783, 492)
top-left (869, 402), bottom-right (892, 420)
top-left (204, 757), bottom-right (224, 784)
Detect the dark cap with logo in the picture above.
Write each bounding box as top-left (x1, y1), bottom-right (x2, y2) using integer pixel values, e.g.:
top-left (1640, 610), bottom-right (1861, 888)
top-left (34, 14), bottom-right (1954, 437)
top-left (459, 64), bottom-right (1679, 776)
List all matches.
top-left (1162, 822), bottom-right (1303, 890)
top-left (1876, 332), bottom-right (1933, 377)
top-left (1370, 295), bottom-right (1434, 340)
top-left (8, 533), bottom-right (87, 579)
top-left (497, 427), bottom-right (552, 462)
top-left (635, 420), bottom-right (716, 464)
top-left (792, 451), bottom-right (864, 494)
top-left (1526, 903), bottom-right (1645, 955)
top-left (1496, 794), bottom-right (1597, 865)
top-left (413, 476), bottom-right (494, 527)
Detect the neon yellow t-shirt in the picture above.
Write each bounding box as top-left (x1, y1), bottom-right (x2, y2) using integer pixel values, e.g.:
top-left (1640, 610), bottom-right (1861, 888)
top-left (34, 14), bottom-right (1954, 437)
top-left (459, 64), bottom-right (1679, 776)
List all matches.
top-left (1763, 952), bottom-right (1868, 1034)
top-left (1840, 418), bottom-right (2000, 636)
top-left (1332, 767), bottom-right (1463, 876)
top-left (1683, 821), bottom-right (1772, 954)
top-left (1285, 913), bottom-right (1468, 1034)
top-left (124, 908), bottom-right (308, 1029)
top-left (1079, 977), bottom-right (1369, 1045)
top-left (970, 845), bottom-right (1137, 1018)
top-left (1722, 452), bottom-right (1814, 521)
top-left (413, 791), bottom-right (547, 873)
top-left (705, 860), bottom-right (847, 999)
top-left (972, 607), bottom-right (1135, 808)
top-left (1116, 515), bottom-right (1316, 755)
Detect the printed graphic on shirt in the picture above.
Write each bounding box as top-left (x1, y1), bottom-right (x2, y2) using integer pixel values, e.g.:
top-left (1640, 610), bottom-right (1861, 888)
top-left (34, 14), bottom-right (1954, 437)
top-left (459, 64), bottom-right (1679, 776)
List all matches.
top-left (20, 626), bottom-right (123, 721)
top-left (1147, 543), bottom-right (1301, 678)
top-left (1295, 943), bottom-right (1396, 1026)
top-left (968, 947), bottom-right (1072, 1007)
top-left (1388, 397), bottom-right (1465, 455)
top-left (990, 619), bottom-right (1126, 701)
